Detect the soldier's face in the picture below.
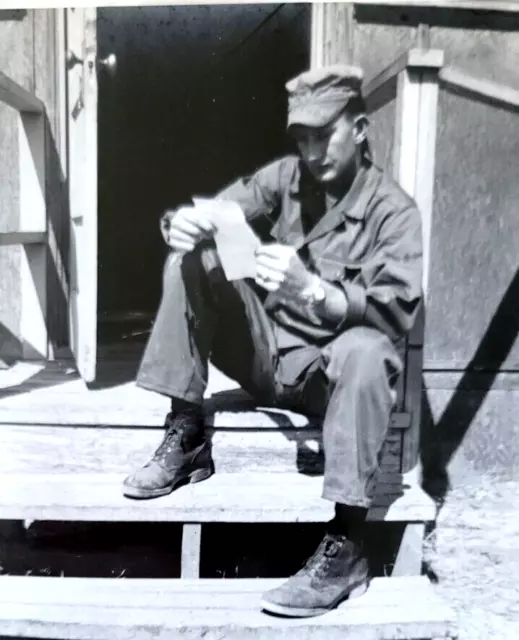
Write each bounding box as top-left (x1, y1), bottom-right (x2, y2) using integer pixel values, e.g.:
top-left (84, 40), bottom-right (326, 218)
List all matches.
top-left (292, 113), bottom-right (364, 184)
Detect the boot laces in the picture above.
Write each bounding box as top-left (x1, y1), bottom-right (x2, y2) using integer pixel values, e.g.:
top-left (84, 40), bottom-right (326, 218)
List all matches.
top-left (302, 534), bottom-right (346, 579)
top-left (154, 414), bottom-right (194, 461)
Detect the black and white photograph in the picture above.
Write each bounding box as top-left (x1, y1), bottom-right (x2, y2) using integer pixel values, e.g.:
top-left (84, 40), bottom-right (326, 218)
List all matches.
top-left (0, 1), bottom-right (518, 638)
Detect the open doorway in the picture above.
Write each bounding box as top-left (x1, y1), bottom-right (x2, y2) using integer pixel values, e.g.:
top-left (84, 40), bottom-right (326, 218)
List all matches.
top-left (96, 4), bottom-right (311, 348)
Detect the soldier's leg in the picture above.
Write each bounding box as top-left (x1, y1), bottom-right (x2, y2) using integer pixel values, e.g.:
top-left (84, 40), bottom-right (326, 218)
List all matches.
top-left (124, 245), bottom-right (279, 499)
top-left (136, 245), bottom-right (279, 404)
top-left (320, 326), bottom-right (403, 508)
top-left (261, 326), bottom-right (402, 617)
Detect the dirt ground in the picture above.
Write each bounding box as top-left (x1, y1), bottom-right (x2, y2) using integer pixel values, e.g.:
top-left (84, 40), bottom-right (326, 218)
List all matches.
top-left (424, 475), bottom-right (519, 639)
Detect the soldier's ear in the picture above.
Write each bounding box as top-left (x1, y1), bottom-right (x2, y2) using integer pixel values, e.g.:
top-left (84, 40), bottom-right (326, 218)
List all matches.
top-left (352, 114), bottom-right (369, 145)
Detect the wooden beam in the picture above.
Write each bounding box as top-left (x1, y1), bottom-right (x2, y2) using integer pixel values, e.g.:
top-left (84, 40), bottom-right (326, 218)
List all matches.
top-left (311, 2), bottom-right (355, 68)
top-left (364, 49), bottom-right (443, 114)
top-left (414, 70), bottom-right (440, 299)
top-left (392, 523), bottom-right (426, 576)
top-left (181, 524), bottom-right (202, 579)
top-left (353, 0), bottom-right (519, 11)
top-left (392, 62), bottom-right (440, 298)
top-left (407, 48), bottom-right (444, 70)
top-left (393, 67), bottom-right (421, 197)
top-left (18, 110), bottom-right (48, 360)
top-left (365, 72), bottom-right (398, 115)
top-left (0, 71), bottom-right (43, 113)
top-left (0, 471), bottom-right (436, 523)
top-left (0, 231), bottom-right (46, 246)
top-left (0, 575), bottom-right (458, 640)
top-left (0, 10), bottom-right (27, 20)
top-left (392, 63), bottom-right (440, 474)
top-left (364, 51), bottom-right (407, 105)
top-left (440, 65), bottom-right (519, 112)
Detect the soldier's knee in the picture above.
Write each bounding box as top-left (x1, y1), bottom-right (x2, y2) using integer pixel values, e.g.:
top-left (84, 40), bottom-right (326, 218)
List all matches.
top-left (324, 327), bottom-right (392, 384)
top-left (197, 243), bottom-right (221, 276)
top-left (163, 243), bottom-right (220, 281)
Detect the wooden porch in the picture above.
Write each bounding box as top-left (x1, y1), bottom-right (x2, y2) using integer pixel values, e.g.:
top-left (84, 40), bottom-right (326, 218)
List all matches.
top-left (0, 353), bottom-right (450, 639)
top-left (16, 3), bottom-right (519, 637)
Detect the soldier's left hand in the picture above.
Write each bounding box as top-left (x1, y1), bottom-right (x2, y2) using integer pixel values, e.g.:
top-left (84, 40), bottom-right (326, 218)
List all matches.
top-left (255, 244), bottom-right (314, 299)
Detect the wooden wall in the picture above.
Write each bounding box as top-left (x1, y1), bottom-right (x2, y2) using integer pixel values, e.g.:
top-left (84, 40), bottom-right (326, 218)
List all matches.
top-left (0, 9), bottom-right (68, 363)
top-left (315, 3), bottom-right (519, 371)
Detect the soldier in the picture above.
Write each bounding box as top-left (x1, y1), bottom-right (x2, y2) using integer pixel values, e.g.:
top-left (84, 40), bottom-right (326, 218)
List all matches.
top-left (123, 65), bottom-right (423, 617)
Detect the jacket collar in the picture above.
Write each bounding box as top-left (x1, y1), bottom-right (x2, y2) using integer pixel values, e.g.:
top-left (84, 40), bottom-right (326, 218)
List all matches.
top-left (288, 156), bottom-right (379, 218)
top-left (294, 158), bottom-right (379, 248)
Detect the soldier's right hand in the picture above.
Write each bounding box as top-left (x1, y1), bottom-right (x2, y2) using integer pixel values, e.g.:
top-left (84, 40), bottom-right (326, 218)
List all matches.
top-left (161, 205), bottom-right (216, 253)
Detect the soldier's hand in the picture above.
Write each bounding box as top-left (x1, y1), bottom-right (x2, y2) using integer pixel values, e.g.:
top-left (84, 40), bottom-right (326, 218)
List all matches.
top-left (161, 206), bottom-right (216, 253)
top-left (255, 244), bottom-right (314, 300)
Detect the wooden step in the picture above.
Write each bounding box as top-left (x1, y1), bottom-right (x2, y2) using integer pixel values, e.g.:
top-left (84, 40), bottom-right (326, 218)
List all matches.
top-left (0, 423), bottom-right (402, 475)
top-left (0, 363), bottom-right (410, 429)
top-left (0, 470), bottom-right (435, 523)
top-left (0, 575), bottom-right (457, 640)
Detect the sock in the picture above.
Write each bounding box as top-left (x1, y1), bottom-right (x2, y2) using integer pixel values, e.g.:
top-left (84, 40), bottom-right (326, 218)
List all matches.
top-left (331, 504), bottom-right (368, 537)
top-left (170, 397), bottom-right (203, 416)
top-left (168, 398), bottom-right (204, 449)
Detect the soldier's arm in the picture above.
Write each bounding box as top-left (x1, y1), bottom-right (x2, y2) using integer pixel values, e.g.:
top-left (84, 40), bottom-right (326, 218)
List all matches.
top-left (327, 199), bottom-right (423, 340)
top-left (160, 157), bottom-right (295, 242)
top-left (215, 156), bottom-right (297, 229)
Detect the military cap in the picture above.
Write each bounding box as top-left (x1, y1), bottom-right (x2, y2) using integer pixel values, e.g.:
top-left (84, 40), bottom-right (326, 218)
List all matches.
top-left (286, 64), bottom-right (364, 129)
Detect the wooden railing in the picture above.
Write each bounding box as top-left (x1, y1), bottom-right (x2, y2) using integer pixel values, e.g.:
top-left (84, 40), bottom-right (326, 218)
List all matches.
top-left (362, 47), bottom-right (519, 471)
top-left (361, 48), bottom-right (444, 472)
top-left (439, 65), bottom-right (519, 113)
top-left (364, 48), bottom-right (445, 300)
top-left (363, 49), bottom-right (519, 303)
top-left (0, 70), bottom-right (48, 359)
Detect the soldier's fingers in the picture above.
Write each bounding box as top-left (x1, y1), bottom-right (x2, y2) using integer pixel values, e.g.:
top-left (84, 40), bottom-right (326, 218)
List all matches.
top-left (171, 217), bottom-right (205, 237)
top-left (167, 230), bottom-right (197, 251)
top-left (256, 253), bottom-right (289, 274)
top-left (255, 276), bottom-right (280, 292)
top-left (191, 212), bottom-right (215, 233)
top-left (256, 264), bottom-right (285, 283)
top-left (167, 239), bottom-right (195, 253)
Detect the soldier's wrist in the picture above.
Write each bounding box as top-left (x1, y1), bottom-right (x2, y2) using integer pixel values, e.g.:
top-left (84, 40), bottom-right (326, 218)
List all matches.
top-left (300, 274), bottom-right (327, 308)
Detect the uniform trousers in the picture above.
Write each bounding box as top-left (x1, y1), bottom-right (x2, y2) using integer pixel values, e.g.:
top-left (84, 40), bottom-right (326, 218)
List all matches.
top-left (137, 247), bottom-right (403, 508)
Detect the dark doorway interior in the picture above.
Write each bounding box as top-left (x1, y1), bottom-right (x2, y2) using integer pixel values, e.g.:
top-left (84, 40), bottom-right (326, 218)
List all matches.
top-left (97, 3), bottom-right (310, 339)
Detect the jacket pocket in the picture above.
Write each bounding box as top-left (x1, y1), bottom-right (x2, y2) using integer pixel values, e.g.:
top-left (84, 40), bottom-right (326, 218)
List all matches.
top-left (316, 257), bottom-right (344, 280)
top-left (317, 257), bottom-right (364, 282)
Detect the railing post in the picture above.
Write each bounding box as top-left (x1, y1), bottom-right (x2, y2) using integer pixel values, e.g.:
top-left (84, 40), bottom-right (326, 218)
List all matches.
top-left (394, 59), bottom-right (441, 305)
top-left (393, 55), bottom-right (442, 473)
top-left (0, 70), bottom-right (48, 362)
top-left (18, 111), bottom-right (48, 359)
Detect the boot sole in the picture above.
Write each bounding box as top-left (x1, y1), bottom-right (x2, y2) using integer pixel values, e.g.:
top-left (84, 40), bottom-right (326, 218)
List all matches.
top-left (260, 579), bottom-right (369, 618)
top-left (122, 465), bottom-right (214, 500)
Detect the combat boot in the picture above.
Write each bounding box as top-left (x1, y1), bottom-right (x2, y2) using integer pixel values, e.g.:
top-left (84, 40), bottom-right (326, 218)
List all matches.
top-left (260, 531), bottom-right (370, 617)
top-left (123, 411), bottom-right (214, 499)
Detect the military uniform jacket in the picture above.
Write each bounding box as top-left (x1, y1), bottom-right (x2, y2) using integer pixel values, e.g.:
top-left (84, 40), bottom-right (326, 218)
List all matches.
top-left (214, 155), bottom-right (423, 349)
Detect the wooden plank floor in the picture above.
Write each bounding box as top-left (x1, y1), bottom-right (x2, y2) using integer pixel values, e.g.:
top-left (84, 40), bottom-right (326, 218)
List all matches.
top-left (0, 359), bottom-right (434, 524)
top-left (0, 361), bottom-right (409, 429)
top-left (0, 361), bottom-right (233, 427)
top-left (0, 575), bottom-right (458, 640)
top-left (0, 423), bottom-right (401, 475)
top-left (0, 470), bottom-right (435, 523)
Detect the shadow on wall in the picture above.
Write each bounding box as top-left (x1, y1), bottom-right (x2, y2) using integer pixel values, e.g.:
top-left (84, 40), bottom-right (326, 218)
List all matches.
top-left (43, 108), bottom-right (71, 357)
top-left (0, 323), bottom-right (22, 369)
top-left (0, 321), bottom-right (79, 399)
top-left (420, 266), bottom-right (519, 506)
